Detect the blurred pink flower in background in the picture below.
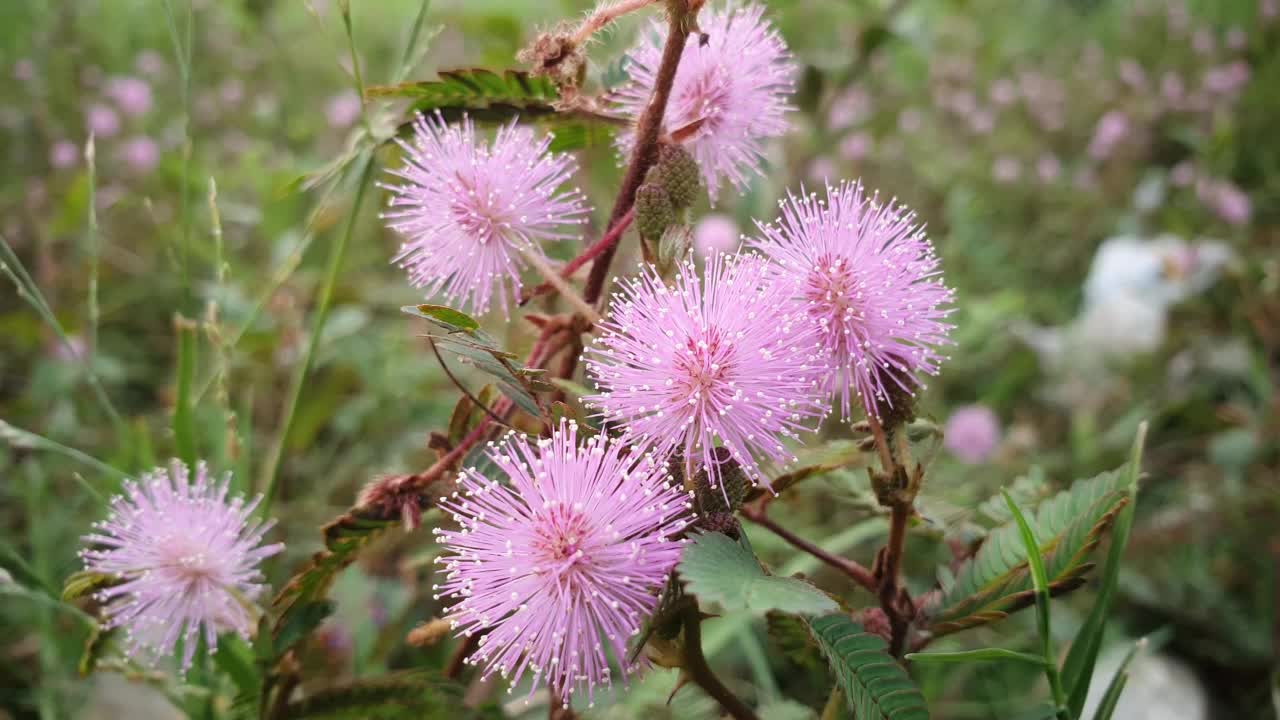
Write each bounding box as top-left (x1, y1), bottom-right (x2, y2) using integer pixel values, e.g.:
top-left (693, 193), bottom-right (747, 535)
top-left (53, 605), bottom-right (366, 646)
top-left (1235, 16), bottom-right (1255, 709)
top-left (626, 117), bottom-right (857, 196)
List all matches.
top-left (693, 214), bottom-right (740, 258)
top-left (1191, 28), bottom-right (1215, 56)
top-left (1170, 161), bottom-right (1196, 187)
top-left (50, 141), bottom-right (79, 169)
top-left (1036, 153), bottom-right (1061, 184)
top-left (106, 76), bottom-right (153, 117)
top-left (993, 156), bottom-right (1021, 183)
top-left (968, 108), bottom-right (996, 134)
top-left (1197, 178), bottom-right (1250, 226)
top-left (135, 50), bottom-right (166, 77)
top-left (1088, 110), bottom-right (1129, 160)
top-left (944, 404), bottom-right (1002, 464)
top-left (325, 91), bottom-right (362, 129)
top-left (220, 78), bottom-right (244, 105)
top-left (13, 58), bottom-right (34, 82)
top-left (839, 132), bottom-right (873, 162)
top-left (120, 136), bottom-right (160, 174)
top-left (807, 157), bottom-right (837, 183)
top-left (898, 108), bottom-right (922, 133)
top-left (54, 335), bottom-right (87, 363)
top-left (1118, 59), bottom-right (1147, 90)
top-left (86, 104), bottom-right (120, 137)
top-left (1265, 0), bottom-right (1279, 21)
top-left (1160, 72), bottom-right (1185, 106)
top-left (989, 78), bottom-right (1017, 106)
top-left (1202, 62), bottom-right (1250, 96)
top-left (828, 86), bottom-right (871, 129)
top-left (1225, 27), bottom-right (1247, 50)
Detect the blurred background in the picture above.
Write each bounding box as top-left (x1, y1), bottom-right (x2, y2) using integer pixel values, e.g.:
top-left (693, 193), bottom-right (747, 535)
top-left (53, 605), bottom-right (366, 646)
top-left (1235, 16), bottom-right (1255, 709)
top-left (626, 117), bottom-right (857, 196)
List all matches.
top-left (0, 0), bottom-right (1276, 718)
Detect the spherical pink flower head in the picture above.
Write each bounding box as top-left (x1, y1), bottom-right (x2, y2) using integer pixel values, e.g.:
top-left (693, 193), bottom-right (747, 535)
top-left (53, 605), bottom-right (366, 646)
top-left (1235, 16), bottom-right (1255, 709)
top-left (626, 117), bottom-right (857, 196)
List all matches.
top-left (585, 253), bottom-right (828, 489)
top-left (432, 421), bottom-right (692, 704)
top-left (382, 113), bottom-right (590, 315)
top-left (943, 404), bottom-right (1001, 464)
top-left (750, 181), bottom-right (955, 419)
top-left (78, 461), bottom-right (284, 670)
top-left (106, 76), bottom-right (153, 117)
top-left (86, 104), bottom-right (120, 138)
top-left (121, 136), bottom-right (160, 174)
top-left (50, 140), bottom-right (79, 169)
top-left (612, 3), bottom-right (795, 203)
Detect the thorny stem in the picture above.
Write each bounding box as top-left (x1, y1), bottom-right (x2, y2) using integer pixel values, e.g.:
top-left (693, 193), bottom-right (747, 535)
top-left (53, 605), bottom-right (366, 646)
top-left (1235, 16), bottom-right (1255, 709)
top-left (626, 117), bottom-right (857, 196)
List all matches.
top-left (521, 208), bottom-right (635, 304)
top-left (583, 0), bottom-right (694, 304)
top-left (740, 504), bottom-right (877, 593)
top-left (570, 0), bottom-right (662, 46)
top-left (680, 604), bottom-right (760, 720)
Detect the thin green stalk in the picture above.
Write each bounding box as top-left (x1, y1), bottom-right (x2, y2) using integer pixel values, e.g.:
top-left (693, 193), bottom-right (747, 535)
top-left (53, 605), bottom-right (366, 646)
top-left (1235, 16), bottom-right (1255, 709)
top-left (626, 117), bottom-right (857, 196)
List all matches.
top-left (174, 316), bottom-right (199, 470)
top-left (85, 136), bottom-right (100, 380)
top-left (394, 0), bottom-right (434, 82)
top-left (0, 420), bottom-right (118, 503)
top-left (261, 153), bottom-right (375, 512)
top-left (1003, 490), bottom-right (1071, 720)
top-left (161, 0), bottom-right (194, 301)
top-left (339, 1), bottom-right (373, 137)
top-left (0, 235), bottom-right (123, 432)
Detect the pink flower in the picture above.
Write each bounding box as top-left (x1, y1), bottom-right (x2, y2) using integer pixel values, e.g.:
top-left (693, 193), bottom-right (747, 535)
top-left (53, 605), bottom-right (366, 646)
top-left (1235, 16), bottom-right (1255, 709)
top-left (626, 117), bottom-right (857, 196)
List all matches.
top-left (897, 108), bottom-right (923, 133)
top-left (993, 156), bottom-right (1021, 183)
top-left (613, 3), bottom-right (795, 202)
top-left (585, 254), bottom-right (828, 488)
top-left (1036, 153), bottom-right (1061, 184)
top-left (1225, 26), bottom-right (1247, 50)
top-left (381, 113), bottom-right (590, 315)
top-left (1192, 28), bottom-right (1216, 55)
top-left (50, 141), bottom-right (79, 169)
top-left (1160, 72), bottom-right (1185, 106)
top-left (13, 58), bottom-right (34, 82)
top-left (839, 132), bottom-right (873, 162)
top-left (1197, 178), bottom-right (1250, 226)
top-left (86, 104), bottom-right (120, 138)
top-left (1088, 110), bottom-right (1129, 160)
top-left (135, 50), bottom-right (166, 77)
top-left (1170, 161), bottom-right (1196, 187)
top-left (433, 421), bottom-right (692, 703)
top-left (79, 461), bottom-right (283, 670)
top-left (1202, 61), bottom-right (1250, 96)
top-left (120, 136), bottom-right (160, 174)
top-left (325, 91), bottom-right (362, 129)
top-left (693, 214), bottom-right (740, 258)
top-left (750, 181), bottom-right (954, 418)
top-left (1118, 59), bottom-right (1147, 90)
top-left (943, 405), bottom-right (1001, 464)
top-left (106, 76), bottom-right (152, 117)
top-left (989, 78), bottom-right (1017, 106)
top-left (219, 78), bottom-right (244, 106)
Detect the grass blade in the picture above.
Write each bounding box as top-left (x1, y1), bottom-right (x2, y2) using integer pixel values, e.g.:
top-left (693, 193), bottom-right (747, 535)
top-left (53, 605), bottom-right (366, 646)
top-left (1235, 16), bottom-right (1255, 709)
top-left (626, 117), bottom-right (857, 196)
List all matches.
top-left (1063, 422), bottom-right (1148, 716)
top-left (1003, 489), bottom-right (1070, 720)
top-left (173, 316), bottom-right (199, 469)
top-left (1090, 638), bottom-right (1144, 720)
top-left (907, 648), bottom-right (1049, 667)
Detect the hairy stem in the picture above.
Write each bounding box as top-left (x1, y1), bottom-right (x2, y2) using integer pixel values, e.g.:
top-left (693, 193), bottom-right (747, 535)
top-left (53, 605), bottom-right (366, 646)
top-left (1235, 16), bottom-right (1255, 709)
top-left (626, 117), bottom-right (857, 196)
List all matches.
top-left (681, 605), bottom-right (760, 720)
top-left (583, 0), bottom-right (693, 304)
top-left (522, 208), bottom-right (634, 304)
top-left (880, 503), bottom-right (910, 656)
top-left (740, 505), bottom-right (877, 593)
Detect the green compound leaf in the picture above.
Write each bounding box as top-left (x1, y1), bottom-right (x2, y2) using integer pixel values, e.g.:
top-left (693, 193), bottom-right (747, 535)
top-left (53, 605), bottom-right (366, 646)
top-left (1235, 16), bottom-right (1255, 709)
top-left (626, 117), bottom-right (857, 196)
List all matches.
top-left (678, 532), bottom-right (838, 617)
top-left (370, 68), bottom-right (620, 151)
top-left (927, 462), bottom-right (1136, 637)
top-left (808, 614), bottom-right (930, 720)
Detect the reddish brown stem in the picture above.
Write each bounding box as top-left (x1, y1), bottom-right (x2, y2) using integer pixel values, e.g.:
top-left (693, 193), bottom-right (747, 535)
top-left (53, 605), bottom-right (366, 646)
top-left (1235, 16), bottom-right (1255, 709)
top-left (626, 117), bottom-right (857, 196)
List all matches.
top-left (522, 209), bottom-right (635, 304)
top-left (583, 1), bottom-right (693, 304)
top-left (740, 504), bottom-right (877, 593)
top-left (879, 503), bottom-right (911, 657)
top-left (681, 604), bottom-right (760, 720)
top-left (445, 633), bottom-right (481, 680)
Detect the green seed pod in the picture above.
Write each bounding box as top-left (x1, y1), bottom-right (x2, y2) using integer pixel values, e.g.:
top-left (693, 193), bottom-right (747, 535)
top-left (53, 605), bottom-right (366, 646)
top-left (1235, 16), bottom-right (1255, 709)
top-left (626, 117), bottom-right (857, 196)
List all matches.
top-left (654, 144), bottom-right (702, 209)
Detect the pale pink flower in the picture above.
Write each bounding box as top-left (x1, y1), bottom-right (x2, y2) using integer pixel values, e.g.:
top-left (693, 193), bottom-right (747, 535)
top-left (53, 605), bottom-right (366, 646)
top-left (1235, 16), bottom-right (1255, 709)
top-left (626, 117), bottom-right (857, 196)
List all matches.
top-left (612, 3), bottom-right (795, 202)
top-left (106, 76), bottom-right (153, 117)
top-left (381, 113), bottom-right (590, 315)
top-left (993, 156), bottom-right (1021, 183)
top-left (86, 104), bottom-right (120, 138)
top-left (839, 132), bottom-right (873, 162)
top-left (325, 91), bottom-right (362, 129)
top-left (944, 405), bottom-right (1001, 464)
top-left (586, 254), bottom-right (828, 487)
top-left (1036, 154), bottom-right (1061, 184)
top-left (120, 136), bottom-right (160, 174)
top-left (1088, 110), bottom-right (1129, 160)
top-left (433, 421), bottom-right (692, 703)
top-left (79, 461), bottom-right (283, 670)
top-left (50, 141), bottom-right (79, 169)
top-left (692, 214), bottom-right (740, 258)
top-left (750, 181), bottom-right (954, 418)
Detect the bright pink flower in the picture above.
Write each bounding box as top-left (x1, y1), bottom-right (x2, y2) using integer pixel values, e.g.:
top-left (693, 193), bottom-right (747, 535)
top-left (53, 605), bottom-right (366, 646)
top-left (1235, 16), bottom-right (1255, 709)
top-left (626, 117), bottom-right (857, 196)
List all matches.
top-left (79, 461), bottom-right (283, 670)
top-left (943, 405), bottom-right (1001, 464)
top-left (585, 254), bottom-right (828, 488)
top-left (381, 113), bottom-right (590, 315)
top-left (612, 3), bottom-right (795, 202)
top-left (750, 181), bottom-right (954, 418)
top-left (433, 421), bottom-right (692, 703)
top-left (1197, 178), bottom-right (1251, 226)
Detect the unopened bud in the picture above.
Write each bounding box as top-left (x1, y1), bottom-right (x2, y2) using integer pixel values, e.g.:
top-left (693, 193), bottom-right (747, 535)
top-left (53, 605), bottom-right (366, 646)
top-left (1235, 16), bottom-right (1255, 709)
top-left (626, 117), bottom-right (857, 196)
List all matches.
top-left (692, 446), bottom-right (749, 514)
top-left (635, 183), bottom-right (676, 242)
top-left (653, 144), bottom-right (701, 209)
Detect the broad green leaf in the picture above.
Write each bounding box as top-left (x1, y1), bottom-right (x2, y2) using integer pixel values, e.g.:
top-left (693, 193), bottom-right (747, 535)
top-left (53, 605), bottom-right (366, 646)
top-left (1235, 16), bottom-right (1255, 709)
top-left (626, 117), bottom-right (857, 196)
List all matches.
top-left (678, 533), bottom-right (839, 617)
top-left (906, 648), bottom-right (1048, 667)
top-left (928, 461), bottom-right (1136, 636)
top-left (808, 614), bottom-right (930, 720)
top-left (1063, 424), bottom-right (1147, 717)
